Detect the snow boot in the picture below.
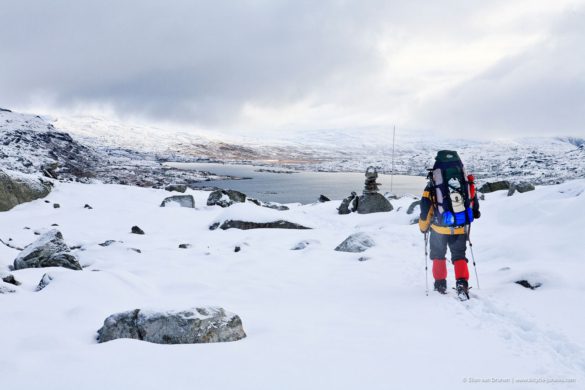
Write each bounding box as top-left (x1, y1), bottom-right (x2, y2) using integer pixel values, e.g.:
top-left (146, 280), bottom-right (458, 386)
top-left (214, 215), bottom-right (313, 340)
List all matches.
top-left (434, 279), bottom-right (447, 294)
top-left (456, 278), bottom-right (469, 301)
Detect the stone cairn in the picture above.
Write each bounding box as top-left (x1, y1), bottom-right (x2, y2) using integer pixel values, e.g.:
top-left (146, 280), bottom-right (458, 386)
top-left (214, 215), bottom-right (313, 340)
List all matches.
top-left (338, 166), bottom-right (392, 215)
top-left (363, 166), bottom-right (380, 194)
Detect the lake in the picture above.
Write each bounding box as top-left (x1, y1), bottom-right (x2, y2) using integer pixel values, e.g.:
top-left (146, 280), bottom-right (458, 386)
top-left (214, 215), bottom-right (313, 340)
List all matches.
top-left (167, 162), bottom-right (427, 204)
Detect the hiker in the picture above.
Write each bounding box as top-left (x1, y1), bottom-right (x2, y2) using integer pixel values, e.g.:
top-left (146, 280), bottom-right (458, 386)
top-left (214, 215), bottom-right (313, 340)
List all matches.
top-left (418, 150), bottom-right (480, 300)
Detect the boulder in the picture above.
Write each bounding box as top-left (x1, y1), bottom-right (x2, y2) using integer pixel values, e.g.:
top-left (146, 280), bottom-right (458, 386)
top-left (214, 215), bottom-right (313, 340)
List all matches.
top-left (0, 170), bottom-right (52, 211)
top-left (478, 181), bottom-right (511, 193)
top-left (292, 241), bottom-right (311, 250)
top-left (319, 195), bottom-right (331, 203)
top-left (338, 192), bottom-right (357, 215)
top-left (515, 280), bottom-right (542, 290)
top-left (406, 200), bottom-right (421, 215)
top-left (247, 198), bottom-right (289, 211)
top-left (335, 232), bottom-right (376, 253)
top-left (207, 189), bottom-right (247, 207)
top-left (165, 184), bottom-right (187, 193)
top-left (160, 195), bottom-right (195, 208)
top-left (516, 182), bottom-right (535, 193)
top-left (98, 240), bottom-right (119, 247)
top-left (210, 220), bottom-right (311, 230)
top-left (97, 306), bottom-right (247, 344)
top-left (508, 182), bottom-right (536, 197)
top-left (36, 273), bottom-right (54, 291)
top-left (13, 229), bottom-right (82, 271)
top-left (356, 193), bottom-right (393, 214)
top-left (1, 274), bottom-right (21, 286)
top-left (131, 226), bottom-right (145, 235)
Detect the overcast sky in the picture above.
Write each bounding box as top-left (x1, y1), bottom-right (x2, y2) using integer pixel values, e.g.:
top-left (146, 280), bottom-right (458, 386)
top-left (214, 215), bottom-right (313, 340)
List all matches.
top-left (1, 0), bottom-right (584, 137)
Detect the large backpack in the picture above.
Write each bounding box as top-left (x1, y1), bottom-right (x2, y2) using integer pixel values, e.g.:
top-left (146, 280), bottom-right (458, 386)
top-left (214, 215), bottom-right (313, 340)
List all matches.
top-left (429, 150), bottom-right (474, 227)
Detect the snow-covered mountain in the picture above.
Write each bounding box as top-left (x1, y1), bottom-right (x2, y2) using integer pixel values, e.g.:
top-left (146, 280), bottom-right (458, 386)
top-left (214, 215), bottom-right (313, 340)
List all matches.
top-left (0, 109), bottom-right (228, 186)
top-left (2, 108), bottom-right (584, 185)
top-left (52, 112), bottom-right (585, 185)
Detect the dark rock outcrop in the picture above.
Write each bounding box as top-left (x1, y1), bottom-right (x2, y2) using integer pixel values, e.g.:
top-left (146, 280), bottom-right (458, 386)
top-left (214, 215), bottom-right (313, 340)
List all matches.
top-left (13, 230), bottom-right (82, 271)
top-left (479, 181), bottom-right (511, 193)
top-left (165, 184), bottom-right (187, 193)
top-left (0, 128), bottom-right (98, 180)
top-left (335, 232), bottom-right (376, 253)
top-left (1, 274), bottom-right (21, 286)
top-left (319, 195), bottom-right (331, 203)
top-left (160, 195), bottom-right (195, 208)
top-left (515, 280), bottom-right (542, 290)
top-left (97, 306), bottom-right (247, 344)
top-left (0, 170), bottom-right (52, 211)
top-left (207, 189), bottom-right (247, 207)
top-left (131, 226), bottom-right (145, 235)
top-left (210, 220), bottom-right (311, 230)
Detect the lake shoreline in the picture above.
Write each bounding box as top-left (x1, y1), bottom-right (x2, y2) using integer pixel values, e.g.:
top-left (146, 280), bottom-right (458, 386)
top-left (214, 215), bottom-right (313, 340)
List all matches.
top-left (166, 162), bottom-right (427, 204)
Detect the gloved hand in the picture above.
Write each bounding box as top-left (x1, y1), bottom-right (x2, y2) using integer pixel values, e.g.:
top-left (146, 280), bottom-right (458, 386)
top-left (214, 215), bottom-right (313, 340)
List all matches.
top-left (473, 209), bottom-right (481, 219)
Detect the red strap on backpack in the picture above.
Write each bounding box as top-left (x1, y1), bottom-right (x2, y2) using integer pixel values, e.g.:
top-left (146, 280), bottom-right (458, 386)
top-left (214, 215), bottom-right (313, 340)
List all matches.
top-left (467, 175), bottom-right (476, 199)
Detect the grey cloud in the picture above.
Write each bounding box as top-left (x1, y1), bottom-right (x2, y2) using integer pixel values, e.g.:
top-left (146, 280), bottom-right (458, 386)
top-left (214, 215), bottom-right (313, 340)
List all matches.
top-left (1, 0), bottom-right (582, 137)
top-left (1, 0), bottom-right (394, 125)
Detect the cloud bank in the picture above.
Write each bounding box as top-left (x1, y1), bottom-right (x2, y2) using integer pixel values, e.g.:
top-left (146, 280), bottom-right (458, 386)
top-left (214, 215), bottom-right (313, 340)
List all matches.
top-left (1, 0), bottom-right (584, 137)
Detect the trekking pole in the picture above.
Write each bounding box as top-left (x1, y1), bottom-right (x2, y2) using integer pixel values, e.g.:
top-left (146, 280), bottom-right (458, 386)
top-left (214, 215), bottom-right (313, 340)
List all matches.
top-left (466, 225), bottom-right (480, 289)
top-left (424, 232), bottom-right (429, 296)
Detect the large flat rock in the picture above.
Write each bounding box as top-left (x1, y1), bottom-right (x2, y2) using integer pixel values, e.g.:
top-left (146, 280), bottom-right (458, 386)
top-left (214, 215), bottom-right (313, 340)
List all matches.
top-left (97, 306), bottom-right (247, 344)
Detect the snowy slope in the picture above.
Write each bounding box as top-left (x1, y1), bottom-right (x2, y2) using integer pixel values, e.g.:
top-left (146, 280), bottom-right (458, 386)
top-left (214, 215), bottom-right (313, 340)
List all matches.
top-left (1, 180), bottom-right (584, 389)
top-left (0, 109), bottom-right (228, 185)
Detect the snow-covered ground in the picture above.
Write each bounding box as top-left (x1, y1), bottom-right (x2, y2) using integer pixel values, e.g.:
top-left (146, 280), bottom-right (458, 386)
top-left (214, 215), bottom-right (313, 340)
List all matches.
top-left (1, 179), bottom-right (584, 389)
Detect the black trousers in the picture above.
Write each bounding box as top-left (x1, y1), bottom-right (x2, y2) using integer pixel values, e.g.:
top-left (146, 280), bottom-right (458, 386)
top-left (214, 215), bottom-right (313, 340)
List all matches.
top-left (429, 230), bottom-right (467, 262)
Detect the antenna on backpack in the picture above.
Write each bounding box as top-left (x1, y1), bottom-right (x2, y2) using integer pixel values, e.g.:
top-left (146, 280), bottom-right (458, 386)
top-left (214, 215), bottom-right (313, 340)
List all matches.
top-left (390, 125), bottom-right (396, 194)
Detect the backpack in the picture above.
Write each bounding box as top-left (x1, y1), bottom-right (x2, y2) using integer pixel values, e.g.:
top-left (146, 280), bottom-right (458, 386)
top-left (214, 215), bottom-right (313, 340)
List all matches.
top-left (429, 150), bottom-right (475, 227)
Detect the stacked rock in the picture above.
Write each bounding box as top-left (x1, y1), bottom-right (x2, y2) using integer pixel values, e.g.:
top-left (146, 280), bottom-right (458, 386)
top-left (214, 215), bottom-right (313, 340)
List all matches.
top-left (337, 167), bottom-right (393, 215)
top-left (363, 166), bottom-right (380, 194)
